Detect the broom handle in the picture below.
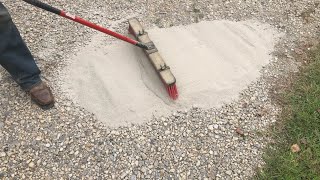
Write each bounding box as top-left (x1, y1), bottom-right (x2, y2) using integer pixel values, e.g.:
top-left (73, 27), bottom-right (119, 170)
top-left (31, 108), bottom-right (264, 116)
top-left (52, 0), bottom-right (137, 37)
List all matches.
top-left (22, 0), bottom-right (149, 49)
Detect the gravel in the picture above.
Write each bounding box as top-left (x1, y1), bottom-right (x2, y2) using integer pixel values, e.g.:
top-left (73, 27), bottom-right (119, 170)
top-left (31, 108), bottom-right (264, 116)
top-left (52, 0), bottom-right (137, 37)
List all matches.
top-left (1, 0), bottom-right (319, 179)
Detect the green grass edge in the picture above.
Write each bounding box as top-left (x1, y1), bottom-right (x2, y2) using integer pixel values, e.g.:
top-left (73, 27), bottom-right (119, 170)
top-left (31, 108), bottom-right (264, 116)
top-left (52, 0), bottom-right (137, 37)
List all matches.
top-left (256, 45), bottom-right (320, 180)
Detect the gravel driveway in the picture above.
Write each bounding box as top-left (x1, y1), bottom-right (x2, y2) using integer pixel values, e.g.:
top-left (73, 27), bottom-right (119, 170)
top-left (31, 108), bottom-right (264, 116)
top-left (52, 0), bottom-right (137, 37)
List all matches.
top-left (0, 0), bottom-right (319, 179)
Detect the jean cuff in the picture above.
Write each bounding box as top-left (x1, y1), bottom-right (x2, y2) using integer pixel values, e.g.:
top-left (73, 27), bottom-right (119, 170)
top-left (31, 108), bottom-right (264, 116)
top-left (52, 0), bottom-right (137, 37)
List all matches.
top-left (22, 79), bottom-right (42, 92)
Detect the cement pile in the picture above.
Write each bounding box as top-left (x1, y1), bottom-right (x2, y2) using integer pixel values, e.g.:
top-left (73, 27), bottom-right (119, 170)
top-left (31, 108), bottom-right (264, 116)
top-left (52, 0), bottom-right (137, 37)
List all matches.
top-left (62, 20), bottom-right (280, 127)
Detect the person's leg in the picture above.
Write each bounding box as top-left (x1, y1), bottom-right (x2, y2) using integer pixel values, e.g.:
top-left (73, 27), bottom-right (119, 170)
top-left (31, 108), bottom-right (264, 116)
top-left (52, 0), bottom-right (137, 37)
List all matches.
top-left (0, 2), bottom-right (41, 90)
top-left (0, 3), bottom-right (54, 109)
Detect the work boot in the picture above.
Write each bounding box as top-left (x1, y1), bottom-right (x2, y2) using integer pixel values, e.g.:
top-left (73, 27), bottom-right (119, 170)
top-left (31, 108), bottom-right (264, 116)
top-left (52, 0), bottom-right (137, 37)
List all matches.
top-left (29, 82), bottom-right (55, 109)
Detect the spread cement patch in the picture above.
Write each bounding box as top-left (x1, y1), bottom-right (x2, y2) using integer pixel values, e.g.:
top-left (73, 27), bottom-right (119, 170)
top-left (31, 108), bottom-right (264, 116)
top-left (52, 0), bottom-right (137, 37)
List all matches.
top-left (62, 20), bottom-right (281, 127)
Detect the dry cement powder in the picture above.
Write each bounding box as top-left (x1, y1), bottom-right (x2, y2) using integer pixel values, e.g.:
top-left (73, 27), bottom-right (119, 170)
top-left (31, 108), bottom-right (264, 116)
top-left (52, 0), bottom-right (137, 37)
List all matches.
top-left (62, 20), bottom-right (281, 127)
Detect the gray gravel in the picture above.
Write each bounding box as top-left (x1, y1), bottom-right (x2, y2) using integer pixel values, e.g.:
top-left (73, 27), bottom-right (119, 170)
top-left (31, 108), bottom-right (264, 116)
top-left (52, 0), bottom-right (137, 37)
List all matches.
top-left (1, 0), bottom-right (319, 179)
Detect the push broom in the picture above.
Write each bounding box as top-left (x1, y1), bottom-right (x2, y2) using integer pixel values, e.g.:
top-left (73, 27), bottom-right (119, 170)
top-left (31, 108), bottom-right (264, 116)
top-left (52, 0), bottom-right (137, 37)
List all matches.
top-left (22, 0), bottom-right (178, 100)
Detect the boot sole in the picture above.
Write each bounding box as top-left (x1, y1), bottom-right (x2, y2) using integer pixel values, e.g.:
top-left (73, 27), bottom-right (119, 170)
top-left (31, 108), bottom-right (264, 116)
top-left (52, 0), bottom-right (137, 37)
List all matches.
top-left (40, 103), bottom-right (55, 110)
top-left (32, 99), bottom-right (55, 110)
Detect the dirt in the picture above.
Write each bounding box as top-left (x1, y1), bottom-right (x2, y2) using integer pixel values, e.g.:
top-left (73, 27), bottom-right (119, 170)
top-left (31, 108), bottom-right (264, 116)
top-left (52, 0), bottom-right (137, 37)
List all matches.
top-left (62, 20), bottom-right (282, 127)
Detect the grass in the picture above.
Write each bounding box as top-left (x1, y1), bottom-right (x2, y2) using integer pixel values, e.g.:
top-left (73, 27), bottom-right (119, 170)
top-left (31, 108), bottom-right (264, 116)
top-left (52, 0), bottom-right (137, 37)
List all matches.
top-left (257, 45), bottom-right (320, 179)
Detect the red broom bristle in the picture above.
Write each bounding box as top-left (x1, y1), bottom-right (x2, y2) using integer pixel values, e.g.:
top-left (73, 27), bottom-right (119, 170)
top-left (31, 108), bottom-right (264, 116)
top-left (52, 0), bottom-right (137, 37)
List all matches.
top-left (166, 84), bottom-right (178, 100)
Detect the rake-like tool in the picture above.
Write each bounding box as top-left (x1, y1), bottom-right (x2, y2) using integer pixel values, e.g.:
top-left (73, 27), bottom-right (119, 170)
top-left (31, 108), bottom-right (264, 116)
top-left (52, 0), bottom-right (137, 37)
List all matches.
top-left (22, 0), bottom-right (178, 100)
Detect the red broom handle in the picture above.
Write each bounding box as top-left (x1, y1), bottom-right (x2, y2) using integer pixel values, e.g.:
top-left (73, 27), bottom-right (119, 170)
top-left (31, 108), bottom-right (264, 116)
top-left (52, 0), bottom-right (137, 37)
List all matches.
top-left (59, 11), bottom-right (138, 45)
top-left (22, 0), bottom-right (148, 49)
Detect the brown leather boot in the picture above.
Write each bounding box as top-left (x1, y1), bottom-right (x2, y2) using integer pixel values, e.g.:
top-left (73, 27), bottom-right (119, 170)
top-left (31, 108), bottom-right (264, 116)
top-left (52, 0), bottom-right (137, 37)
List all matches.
top-left (29, 82), bottom-right (55, 109)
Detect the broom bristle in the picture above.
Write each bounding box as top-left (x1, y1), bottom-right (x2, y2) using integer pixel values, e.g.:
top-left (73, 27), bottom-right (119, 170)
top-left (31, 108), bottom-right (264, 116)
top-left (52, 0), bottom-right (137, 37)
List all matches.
top-left (166, 84), bottom-right (178, 100)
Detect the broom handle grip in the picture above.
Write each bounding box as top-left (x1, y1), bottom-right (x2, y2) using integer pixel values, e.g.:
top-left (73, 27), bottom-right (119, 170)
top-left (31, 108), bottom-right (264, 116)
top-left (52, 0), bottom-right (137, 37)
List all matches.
top-left (21, 0), bottom-right (149, 49)
top-left (22, 0), bottom-right (61, 15)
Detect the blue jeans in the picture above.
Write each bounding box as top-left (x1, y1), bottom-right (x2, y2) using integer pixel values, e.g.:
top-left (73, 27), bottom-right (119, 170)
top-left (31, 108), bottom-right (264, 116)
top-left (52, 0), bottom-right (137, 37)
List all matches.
top-left (0, 2), bottom-right (41, 91)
